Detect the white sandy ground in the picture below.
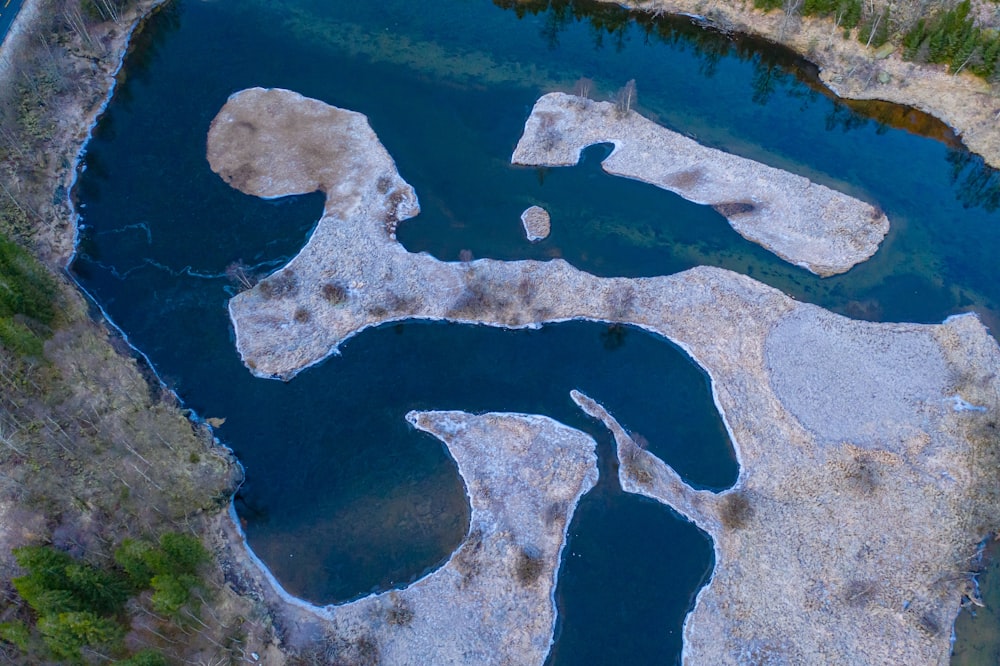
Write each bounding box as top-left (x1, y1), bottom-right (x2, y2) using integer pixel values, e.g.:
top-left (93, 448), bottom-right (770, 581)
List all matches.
top-left (207, 87), bottom-right (1000, 663)
top-left (213, 411), bottom-right (597, 665)
top-left (207, 89), bottom-right (886, 379)
top-left (512, 92), bottom-right (889, 276)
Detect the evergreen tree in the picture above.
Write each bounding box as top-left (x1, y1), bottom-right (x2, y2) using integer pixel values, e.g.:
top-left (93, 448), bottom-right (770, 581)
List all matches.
top-left (150, 573), bottom-right (200, 616)
top-left (114, 538), bottom-right (157, 589)
top-left (116, 649), bottom-right (170, 666)
top-left (37, 611), bottom-right (123, 661)
top-left (158, 532), bottom-right (209, 575)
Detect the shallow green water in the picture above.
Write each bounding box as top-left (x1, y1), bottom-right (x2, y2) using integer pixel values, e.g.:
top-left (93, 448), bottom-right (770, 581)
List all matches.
top-left (71, 0), bottom-right (1000, 661)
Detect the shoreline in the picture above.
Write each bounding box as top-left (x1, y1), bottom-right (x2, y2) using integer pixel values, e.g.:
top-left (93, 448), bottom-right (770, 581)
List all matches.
top-left (512, 93), bottom-right (890, 277)
top-left (62, 1), bottom-right (169, 266)
top-left (614, 0), bottom-right (1000, 169)
top-left (212, 411), bottom-right (598, 663)
top-left (1, 0), bottom-right (998, 662)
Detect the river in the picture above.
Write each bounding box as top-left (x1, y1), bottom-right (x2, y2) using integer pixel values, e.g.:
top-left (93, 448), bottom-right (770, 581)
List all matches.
top-left (70, 0), bottom-right (1000, 661)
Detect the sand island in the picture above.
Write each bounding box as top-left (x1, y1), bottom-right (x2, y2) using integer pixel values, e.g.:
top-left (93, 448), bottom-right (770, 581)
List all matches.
top-left (513, 92), bottom-right (890, 277)
top-left (208, 88), bottom-right (893, 379)
top-left (207, 87), bottom-right (1000, 663)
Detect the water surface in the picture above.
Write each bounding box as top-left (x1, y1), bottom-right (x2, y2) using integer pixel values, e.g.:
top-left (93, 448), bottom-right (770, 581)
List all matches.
top-left (72, 0), bottom-right (1000, 661)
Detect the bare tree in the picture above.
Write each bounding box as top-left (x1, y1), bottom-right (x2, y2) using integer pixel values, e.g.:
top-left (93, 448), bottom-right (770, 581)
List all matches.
top-left (62, 2), bottom-right (97, 52)
top-left (225, 261), bottom-right (257, 291)
top-left (572, 76), bottom-right (594, 99)
top-left (93, 0), bottom-right (125, 25)
top-left (614, 79), bottom-right (637, 117)
top-left (780, 0), bottom-right (803, 39)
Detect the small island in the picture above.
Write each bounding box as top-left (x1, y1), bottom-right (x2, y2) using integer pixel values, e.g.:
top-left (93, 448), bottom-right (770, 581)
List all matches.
top-left (520, 205), bottom-right (551, 242)
top-left (208, 87), bottom-right (1000, 663)
top-left (513, 92), bottom-right (890, 277)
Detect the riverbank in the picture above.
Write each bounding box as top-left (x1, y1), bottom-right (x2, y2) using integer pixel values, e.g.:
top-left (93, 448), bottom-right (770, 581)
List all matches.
top-left (615, 0), bottom-right (1000, 169)
top-left (0, 0), bottom-right (171, 265)
top-left (0, 3), bottom-right (281, 662)
top-left (213, 410), bottom-right (598, 663)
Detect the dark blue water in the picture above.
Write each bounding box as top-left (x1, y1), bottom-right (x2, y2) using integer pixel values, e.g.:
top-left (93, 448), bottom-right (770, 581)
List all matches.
top-left (0, 0), bottom-right (23, 46)
top-left (71, 0), bottom-right (1000, 662)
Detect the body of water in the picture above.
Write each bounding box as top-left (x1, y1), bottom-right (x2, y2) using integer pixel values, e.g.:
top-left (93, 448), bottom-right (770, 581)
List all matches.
top-left (71, 0), bottom-right (1000, 661)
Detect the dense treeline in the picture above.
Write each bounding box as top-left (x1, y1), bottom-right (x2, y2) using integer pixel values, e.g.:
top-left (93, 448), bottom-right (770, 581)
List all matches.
top-left (902, 0), bottom-right (1000, 78)
top-left (1, 534), bottom-right (207, 663)
top-left (751, 0), bottom-right (1000, 81)
top-left (0, 234), bottom-right (57, 356)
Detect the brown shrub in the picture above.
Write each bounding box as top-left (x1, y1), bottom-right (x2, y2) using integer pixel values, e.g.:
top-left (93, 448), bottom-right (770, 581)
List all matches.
top-left (543, 501), bottom-right (566, 526)
top-left (664, 168), bottom-right (704, 190)
top-left (514, 547), bottom-right (544, 586)
top-left (257, 269), bottom-right (298, 299)
top-left (516, 277), bottom-right (535, 305)
top-left (321, 282), bottom-right (348, 305)
top-left (385, 594), bottom-right (414, 627)
top-left (713, 202), bottom-right (756, 217)
top-left (719, 490), bottom-right (753, 530)
top-left (604, 285), bottom-right (636, 319)
top-left (454, 529), bottom-right (484, 587)
top-left (842, 579), bottom-right (876, 607)
top-left (293, 307), bottom-right (311, 323)
top-left (386, 292), bottom-right (420, 313)
top-left (845, 458), bottom-right (880, 495)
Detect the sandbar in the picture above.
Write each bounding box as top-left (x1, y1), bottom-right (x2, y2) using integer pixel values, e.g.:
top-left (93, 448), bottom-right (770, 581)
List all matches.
top-left (207, 87), bottom-right (1000, 663)
top-left (512, 92), bottom-right (889, 277)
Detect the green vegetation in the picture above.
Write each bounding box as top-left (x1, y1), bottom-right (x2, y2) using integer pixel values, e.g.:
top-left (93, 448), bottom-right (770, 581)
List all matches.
top-left (0, 233), bottom-right (57, 357)
top-left (115, 533), bottom-right (210, 615)
top-left (0, 1), bottom-right (273, 663)
top-left (0, 230), bottom-right (250, 663)
top-left (902, 0), bottom-right (1000, 79)
top-left (756, 0), bottom-right (863, 30)
top-left (3, 536), bottom-right (206, 662)
top-left (116, 649), bottom-right (171, 666)
top-left (751, 0), bottom-right (1000, 82)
